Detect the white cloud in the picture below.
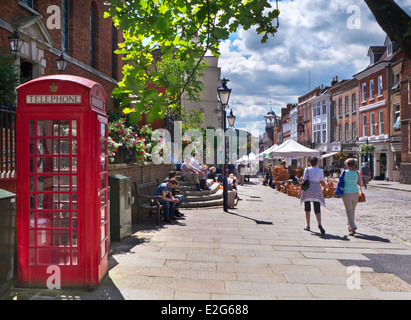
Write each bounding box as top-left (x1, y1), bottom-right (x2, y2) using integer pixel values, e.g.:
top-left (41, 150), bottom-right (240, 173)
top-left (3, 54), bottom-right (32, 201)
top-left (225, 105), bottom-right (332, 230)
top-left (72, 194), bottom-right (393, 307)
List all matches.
top-left (218, 0), bottom-right (411, 135)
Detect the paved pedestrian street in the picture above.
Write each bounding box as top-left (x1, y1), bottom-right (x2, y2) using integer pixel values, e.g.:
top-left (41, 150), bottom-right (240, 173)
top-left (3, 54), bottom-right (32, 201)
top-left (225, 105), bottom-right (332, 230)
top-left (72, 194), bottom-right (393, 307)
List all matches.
top-left (8, 180), bottom-right (411, 301)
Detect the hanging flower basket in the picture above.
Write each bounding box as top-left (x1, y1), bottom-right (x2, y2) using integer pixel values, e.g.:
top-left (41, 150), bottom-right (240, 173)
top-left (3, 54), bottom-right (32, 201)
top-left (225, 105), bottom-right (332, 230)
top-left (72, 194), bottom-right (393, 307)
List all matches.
top-left (334, 151), bottom-right (346, 160)
top-left (360, 144), bottom-right (375, 154)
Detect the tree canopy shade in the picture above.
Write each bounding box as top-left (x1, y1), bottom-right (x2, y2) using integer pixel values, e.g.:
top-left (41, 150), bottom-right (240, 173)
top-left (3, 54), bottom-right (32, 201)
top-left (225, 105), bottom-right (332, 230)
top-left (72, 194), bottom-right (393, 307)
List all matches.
top-left (364, 0), bottom-right (411, 60)
top-left (104, 0), bottom-right (279, 125)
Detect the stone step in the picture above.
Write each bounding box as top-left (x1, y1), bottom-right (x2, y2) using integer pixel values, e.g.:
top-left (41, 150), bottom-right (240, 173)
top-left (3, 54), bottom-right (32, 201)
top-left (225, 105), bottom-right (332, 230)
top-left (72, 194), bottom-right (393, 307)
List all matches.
top-left (184, 189), bottom-right (223, 202)
top-left (176, 181), bottom-right (220, 195)
top-left (181, 197), bottom-right (223, 208)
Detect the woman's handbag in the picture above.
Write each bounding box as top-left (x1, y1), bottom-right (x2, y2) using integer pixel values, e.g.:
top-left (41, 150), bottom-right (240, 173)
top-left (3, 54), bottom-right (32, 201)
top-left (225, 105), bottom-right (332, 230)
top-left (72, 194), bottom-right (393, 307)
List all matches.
top-left (301, 169), bottom-right (309, 191)
top-left (358, 185), bottom-right (366, 202)
top-left (334, 170), bottom-right (345, 197)
top-left (357, 171), bottom-right (366, 202)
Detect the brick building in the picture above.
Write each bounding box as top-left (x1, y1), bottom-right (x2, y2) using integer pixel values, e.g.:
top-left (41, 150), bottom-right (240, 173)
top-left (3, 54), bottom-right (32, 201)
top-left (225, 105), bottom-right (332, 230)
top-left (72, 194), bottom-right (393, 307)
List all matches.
top-left (297, 87), bottom-right (322, 148)
top-left (329, 77), bottom-right (359, 165)
top-left (354, 36), bottom-right (403, 180)
top-left (400, 57), bottom-right (411, 183)
top-left (0, 0), bottom-right (124, 109)
top-left (0, 0), bottom-right (128, 192)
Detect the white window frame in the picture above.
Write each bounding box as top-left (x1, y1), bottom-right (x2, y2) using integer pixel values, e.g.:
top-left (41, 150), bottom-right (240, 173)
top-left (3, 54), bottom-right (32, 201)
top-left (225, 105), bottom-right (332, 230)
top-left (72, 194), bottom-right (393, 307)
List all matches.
top-left (392, 73), bottom-right (400, 90)
top-left (394, 104), bottom-right (401, 130)
top-left (352, 121), bottom-right (357, 140)
top-left (370, 112), bottom-right (375, 136)
top-left (378, 75), bottom-right (383, 96)
top-left (362, 114), bottom-right (367, 136)
top-left (379, 110), bottom-right (384, 134)
top-left (370, 79), bottom-right (374, 100)
top-left (352, 93), bottom-right (356, 113)
top-left (345, 96), bottom-right (349, 114)
top-left (345, 123), bottom-right (349, 141)
top-left (387, 42), bottom-right (393, 56)
top-left (362, 83), bottom-right (367, 102)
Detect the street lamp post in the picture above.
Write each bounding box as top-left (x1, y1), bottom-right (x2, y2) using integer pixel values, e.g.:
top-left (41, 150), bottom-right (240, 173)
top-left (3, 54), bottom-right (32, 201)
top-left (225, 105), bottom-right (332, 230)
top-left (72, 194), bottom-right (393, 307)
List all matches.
top-left (217, 78), bottom-right (232, 212)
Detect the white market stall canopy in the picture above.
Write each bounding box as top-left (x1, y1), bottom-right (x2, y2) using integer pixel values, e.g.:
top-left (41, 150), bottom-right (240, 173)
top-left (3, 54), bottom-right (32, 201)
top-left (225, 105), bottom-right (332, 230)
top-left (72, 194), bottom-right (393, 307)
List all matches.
top-left (258, 144), bottom-right (278, 161)
top-left (235, 152), bottom-right (257, 163)
top-left (269, 139), bottom-right (320, 158)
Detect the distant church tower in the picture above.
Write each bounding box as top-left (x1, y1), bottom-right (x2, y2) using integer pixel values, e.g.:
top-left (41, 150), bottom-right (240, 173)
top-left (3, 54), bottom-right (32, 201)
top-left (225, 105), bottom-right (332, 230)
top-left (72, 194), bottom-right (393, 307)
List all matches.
top-left (263, 107), bottom-right (276, 149)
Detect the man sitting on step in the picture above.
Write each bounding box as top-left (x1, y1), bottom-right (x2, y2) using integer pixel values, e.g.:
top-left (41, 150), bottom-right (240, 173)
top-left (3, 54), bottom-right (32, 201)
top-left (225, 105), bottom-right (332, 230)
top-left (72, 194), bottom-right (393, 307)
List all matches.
top-left (181, 155), bottom-right (204, 191)
top-left (163, 171), bottom-right (184, 217)
top-left (152, 178), bottom-right (182, 223)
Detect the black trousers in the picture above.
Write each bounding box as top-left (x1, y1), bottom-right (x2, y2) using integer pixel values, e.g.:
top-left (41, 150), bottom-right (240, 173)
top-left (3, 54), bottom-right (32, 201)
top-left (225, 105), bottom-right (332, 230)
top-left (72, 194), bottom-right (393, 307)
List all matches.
top-left (304, 201), bottom-right (321, 214)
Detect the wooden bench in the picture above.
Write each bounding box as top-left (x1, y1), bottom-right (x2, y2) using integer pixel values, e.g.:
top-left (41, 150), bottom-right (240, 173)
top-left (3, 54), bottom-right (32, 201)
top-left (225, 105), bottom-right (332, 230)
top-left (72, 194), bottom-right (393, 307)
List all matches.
top-left (134, 181), bottom-right (163, 225)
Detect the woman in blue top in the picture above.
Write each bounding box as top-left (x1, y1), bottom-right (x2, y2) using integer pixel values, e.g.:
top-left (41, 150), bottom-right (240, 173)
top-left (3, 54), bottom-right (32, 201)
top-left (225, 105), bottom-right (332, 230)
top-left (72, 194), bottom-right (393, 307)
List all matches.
top-left (340, 158), bottom-right (363, 236)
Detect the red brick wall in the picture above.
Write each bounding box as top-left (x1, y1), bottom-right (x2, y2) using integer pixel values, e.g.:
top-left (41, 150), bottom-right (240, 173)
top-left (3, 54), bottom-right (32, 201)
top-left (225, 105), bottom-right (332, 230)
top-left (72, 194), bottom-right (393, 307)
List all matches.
top-left (0, 0), bottom-right (123, 110)
top-left (401, 58), bottom-right (411, 164)
top-left (358, 70), bottom-right (388, 137)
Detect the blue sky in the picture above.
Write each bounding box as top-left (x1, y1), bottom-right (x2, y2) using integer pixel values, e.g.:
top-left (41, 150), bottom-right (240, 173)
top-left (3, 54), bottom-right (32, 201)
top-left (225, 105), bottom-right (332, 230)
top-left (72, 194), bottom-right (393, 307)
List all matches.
top-left (218, 0), bottom-right (411, 137)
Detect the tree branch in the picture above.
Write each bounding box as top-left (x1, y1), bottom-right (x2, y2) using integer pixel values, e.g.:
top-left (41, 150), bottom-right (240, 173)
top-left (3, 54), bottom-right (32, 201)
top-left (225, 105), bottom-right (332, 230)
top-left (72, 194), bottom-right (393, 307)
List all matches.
top-left (364, 0), bottom-right (411, 60)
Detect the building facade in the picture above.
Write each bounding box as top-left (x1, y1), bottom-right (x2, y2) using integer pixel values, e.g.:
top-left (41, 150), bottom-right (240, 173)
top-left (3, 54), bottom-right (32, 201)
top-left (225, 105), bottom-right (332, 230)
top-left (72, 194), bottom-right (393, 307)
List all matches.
top-left (329, 78), bottom-right (360, 166)
top-left (297, 87), bottom-right (322, 148)
top-left (0, 0), bottom-right (130, 192)
top-left (400, 57), bottom-right (411, 183)
top-left (0, 0), bottom-right (124, 109)
top-left (354, 36), bottom-right (403, 180)
top-left (181, 54), bottom-right (223, 129)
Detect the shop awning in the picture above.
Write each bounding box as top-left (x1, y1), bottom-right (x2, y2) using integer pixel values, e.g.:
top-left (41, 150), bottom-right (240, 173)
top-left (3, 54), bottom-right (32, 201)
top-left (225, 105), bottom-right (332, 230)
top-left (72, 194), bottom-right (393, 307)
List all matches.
top-left (320, 152), bottom-right (337, 159)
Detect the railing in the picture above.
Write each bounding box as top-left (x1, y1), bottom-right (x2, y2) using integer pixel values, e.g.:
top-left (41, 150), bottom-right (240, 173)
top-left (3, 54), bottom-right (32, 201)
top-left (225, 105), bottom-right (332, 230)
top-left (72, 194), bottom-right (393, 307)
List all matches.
top-left (0, 104), bottom-right (16, 178)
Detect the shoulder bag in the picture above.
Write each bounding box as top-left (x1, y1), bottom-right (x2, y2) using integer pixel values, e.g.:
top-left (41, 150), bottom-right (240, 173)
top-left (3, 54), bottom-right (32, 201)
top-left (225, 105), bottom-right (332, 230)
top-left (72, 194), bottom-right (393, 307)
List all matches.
top-left (357, 171), bottom-right (366, 202)
top-left (335, 170), bottom-right (345, 197)
top-left (301, 168), bottom-right (309, 191)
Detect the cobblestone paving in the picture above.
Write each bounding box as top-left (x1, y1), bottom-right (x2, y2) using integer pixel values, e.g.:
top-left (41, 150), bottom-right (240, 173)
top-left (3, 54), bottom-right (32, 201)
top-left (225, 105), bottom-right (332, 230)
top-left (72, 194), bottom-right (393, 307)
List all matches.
top-left (322, 186), bottom-right (411, 244)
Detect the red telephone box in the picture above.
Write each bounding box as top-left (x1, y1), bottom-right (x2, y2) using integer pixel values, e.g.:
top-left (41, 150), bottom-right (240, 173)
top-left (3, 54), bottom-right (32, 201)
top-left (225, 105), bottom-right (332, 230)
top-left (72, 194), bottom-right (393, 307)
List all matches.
top-left (16, 75), bottom-right (109, 288)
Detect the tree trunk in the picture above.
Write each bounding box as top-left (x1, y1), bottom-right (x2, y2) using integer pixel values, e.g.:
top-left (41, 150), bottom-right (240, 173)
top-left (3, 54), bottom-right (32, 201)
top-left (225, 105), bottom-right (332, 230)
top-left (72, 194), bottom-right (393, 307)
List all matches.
top-left (364, 0), bottom-right (411, 60)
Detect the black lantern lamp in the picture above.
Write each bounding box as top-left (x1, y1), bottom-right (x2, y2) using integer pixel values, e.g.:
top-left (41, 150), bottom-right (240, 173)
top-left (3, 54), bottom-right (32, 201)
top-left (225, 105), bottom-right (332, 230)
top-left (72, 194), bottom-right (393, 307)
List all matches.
top-left (217, 78), bottom-right (231, 106)
top-left (227, 109), bottom-right (236, 127)
top-left (56, 53), bottom-right (68, 72)
top-left (8, 28), bottom-right (24, 54)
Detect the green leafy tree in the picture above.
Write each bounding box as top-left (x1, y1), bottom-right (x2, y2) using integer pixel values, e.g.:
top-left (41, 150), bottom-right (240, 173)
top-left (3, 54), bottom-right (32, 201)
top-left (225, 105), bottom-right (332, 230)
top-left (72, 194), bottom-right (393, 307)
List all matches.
top-left (105, 0), bottom-right (279, 124)
top-left (0, 53), bottom-right (20, 106)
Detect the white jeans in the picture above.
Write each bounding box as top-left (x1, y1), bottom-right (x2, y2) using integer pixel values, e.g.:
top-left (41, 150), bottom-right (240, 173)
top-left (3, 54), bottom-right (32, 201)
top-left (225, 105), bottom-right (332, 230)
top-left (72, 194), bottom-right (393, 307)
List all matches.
top-left (342, 192), bottom-right (358, 230)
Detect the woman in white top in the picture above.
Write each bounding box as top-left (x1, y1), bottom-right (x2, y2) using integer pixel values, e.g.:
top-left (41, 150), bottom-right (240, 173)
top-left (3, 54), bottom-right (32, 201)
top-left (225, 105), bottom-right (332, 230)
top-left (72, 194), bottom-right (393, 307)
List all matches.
top-left (299, 157), bottom-right (327, 234)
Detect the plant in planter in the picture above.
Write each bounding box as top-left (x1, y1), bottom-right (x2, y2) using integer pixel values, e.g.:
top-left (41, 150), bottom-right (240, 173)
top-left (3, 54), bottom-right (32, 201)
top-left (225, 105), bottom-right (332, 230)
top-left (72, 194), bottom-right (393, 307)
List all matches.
top-left (108, 117), bottom-right (154, 164)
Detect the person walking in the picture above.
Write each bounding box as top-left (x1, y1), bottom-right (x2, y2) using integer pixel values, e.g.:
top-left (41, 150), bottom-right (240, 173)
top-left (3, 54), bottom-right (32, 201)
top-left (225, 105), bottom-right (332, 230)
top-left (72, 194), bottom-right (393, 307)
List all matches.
top-left (340, 158), bottom-right (364, 236)
top-left (360, 162), bottom-right (371, 189)
top-left (299, 157), bottom-right (327, 234)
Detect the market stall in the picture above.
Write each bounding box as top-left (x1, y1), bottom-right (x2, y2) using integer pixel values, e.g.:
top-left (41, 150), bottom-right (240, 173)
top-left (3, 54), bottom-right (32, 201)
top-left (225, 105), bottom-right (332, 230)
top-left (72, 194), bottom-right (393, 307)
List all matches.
top-left (267, 139), bottom-right (321, 196)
